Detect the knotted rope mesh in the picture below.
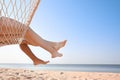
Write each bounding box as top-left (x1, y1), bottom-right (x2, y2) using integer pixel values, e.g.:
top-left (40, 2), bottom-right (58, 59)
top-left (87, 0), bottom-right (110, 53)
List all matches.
top-left (0, 0), bottom-right (40, 46)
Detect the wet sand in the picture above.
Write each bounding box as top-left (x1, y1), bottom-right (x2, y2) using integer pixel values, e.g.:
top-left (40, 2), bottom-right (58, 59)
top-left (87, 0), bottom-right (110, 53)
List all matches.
top-left (0, 68), bottom-right (120, 80)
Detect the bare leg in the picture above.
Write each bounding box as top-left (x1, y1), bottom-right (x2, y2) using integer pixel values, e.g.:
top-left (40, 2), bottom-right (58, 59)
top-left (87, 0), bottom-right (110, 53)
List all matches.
top-left (19, 41), bottom-right (49, 65)
top-left (24, 28), bottom-right (63, 58)
top-left (27, 39), bottom-right (67, 51)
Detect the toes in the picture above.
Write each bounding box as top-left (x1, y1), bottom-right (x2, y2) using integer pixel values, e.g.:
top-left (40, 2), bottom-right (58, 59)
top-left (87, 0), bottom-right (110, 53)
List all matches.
top-left (63, 40), bottom-right (67, 47)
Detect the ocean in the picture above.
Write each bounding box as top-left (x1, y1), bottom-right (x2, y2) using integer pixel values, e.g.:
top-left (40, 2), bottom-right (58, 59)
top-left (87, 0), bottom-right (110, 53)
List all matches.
top-left (0, 64), bottom-right (120, 73)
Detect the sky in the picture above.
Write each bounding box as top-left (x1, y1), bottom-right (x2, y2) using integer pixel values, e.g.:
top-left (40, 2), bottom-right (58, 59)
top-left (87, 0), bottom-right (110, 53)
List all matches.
top-left (0, 0), bottom-right (120, 64)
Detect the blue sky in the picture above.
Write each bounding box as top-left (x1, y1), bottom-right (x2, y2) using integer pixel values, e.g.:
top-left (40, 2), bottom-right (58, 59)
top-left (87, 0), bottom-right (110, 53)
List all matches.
top-left (0, 0), bottom-right (120, 64)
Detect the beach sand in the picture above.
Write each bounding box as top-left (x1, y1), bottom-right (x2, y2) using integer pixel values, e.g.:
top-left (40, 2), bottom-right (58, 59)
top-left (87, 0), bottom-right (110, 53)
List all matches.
top-left (0, 68), bottom-right (120, 80)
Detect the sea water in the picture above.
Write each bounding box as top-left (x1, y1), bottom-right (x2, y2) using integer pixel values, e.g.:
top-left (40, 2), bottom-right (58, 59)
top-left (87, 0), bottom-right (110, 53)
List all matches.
top-left (0, 64), bottom-right (120, 73)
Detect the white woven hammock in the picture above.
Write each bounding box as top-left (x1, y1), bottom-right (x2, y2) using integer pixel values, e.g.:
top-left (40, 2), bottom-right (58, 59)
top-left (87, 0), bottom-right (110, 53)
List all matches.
top-left (0, 0), bottom-right (40, 46)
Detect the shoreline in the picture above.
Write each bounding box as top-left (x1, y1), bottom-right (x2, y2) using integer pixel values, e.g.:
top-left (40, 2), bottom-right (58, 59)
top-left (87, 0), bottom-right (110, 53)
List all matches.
top-left (0, 63), bottom-right (120, 73)
top-left (0, 68), bottom-right (120, 80)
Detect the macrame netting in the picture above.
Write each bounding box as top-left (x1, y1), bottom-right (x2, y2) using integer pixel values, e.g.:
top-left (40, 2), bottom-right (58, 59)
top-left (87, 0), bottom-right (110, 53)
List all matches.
top-left (0, 0), bottom-right (40, 46)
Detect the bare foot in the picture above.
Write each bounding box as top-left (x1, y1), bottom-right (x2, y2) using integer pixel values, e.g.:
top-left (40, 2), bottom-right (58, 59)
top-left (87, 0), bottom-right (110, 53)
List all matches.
top-left (33, 59), bottom-right (49, 65)
top-left (54, 40), bottom-right (67, 51)
top-left (52, 52), bottom-right (63, 58)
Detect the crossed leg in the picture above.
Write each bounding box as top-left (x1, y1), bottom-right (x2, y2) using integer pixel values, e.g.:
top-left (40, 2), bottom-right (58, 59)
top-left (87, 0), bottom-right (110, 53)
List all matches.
top-left (24, 28), bottom-right (67, 58)
top-left (19, 28), bottom-right (67, 65)
top-left (0, 17), bottom-right (67, 65)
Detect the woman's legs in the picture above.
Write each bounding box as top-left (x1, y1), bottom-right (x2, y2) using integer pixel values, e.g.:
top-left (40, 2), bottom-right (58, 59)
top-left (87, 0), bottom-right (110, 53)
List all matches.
top-left (19, 41), bottom-right (49, 65)
top-left (0, 17), bottom-right (67, 65)
top-left (24, 28), bottom-right (65, 58)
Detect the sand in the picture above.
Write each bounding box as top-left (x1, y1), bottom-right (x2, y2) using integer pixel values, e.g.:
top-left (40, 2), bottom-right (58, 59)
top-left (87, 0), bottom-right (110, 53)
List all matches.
top-left (0, 68), bottom-right (120, 80)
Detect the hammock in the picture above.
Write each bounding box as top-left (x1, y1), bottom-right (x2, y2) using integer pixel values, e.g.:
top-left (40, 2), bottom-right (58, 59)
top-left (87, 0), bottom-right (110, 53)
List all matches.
top-left (0, 0), bottom-right (40, 46)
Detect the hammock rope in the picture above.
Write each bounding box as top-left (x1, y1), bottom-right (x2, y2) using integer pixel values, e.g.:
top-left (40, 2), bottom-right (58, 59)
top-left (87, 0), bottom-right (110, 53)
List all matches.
top-left (0, 0), bottom-right (40, 46)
